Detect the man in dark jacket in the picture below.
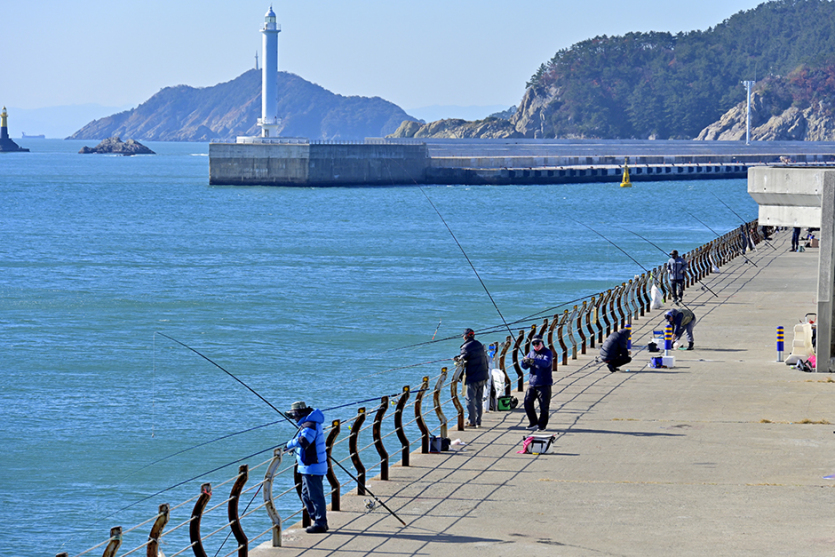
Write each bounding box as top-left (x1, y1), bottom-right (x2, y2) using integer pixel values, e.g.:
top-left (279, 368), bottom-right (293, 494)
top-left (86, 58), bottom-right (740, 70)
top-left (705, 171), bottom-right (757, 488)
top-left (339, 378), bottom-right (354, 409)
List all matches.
top-left (665, 308), bottom-right (696, 350)
top-left (667, 250), bottom-right (687, 305)
top-left (456, 328), bottom-right (489, 427)
top-left (286, 401), bottom-right (329, 533)
top-left (521, 335), bottom-right (554, 431)
top-left (600, 329), bottom-right (632, 372)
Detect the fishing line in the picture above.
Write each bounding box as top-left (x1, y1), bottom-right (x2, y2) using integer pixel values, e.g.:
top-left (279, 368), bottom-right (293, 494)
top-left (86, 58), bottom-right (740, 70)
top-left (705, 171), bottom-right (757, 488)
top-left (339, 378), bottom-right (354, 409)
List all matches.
top-left (418, 187), bottom-right (514, 337)
top-left (131, 420), bottom-right (283, 474)
top-left (75, 443), bottom-right (284, 541)
top-left (569, 218), bottom-right (649, 272)
top-left (711, 193), bottom-right (772, 250)
top-left (339, 357), bottom-right (453, 385)
top-left (614, 224), bottom-right (718, 298)
top-left (382, 292), bottom-right (593, 353)
top-left (152, 333), bottom-right (156, 438)
top-left (155, 332), bottom-right (285, 416)
top-left (685, 211), bottom-right (757, 267)
top-left (159, 332), bottom-right (407, 527)
top-left (613, 224), bottom-right (670, 257)
top-left (213, 485), bottom-right (263, 557)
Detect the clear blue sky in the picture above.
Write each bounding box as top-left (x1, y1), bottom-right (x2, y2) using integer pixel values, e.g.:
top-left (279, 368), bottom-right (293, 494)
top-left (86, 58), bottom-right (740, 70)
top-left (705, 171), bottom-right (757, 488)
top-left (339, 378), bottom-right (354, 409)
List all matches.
top-left (3, 0), bottom-right (768, 112)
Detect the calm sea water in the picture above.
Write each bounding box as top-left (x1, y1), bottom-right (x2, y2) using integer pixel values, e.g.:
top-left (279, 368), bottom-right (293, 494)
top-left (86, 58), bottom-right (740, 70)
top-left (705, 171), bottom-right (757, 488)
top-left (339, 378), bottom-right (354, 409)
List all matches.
top-left (0, 139), bottom-right (756, 556)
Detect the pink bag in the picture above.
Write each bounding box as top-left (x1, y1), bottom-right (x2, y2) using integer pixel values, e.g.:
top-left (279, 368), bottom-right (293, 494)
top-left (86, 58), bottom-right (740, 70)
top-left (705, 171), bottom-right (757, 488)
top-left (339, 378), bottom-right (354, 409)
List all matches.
top-left (807, 354), bottom-right (816, 369)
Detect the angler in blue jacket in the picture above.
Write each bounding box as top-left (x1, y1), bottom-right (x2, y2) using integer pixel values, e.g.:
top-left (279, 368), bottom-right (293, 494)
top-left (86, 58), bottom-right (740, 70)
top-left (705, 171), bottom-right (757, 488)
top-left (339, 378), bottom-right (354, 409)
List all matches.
top-left (521, 335), bottom-right (554, 431)
top-left (285, 401), bottom-right (329, 533)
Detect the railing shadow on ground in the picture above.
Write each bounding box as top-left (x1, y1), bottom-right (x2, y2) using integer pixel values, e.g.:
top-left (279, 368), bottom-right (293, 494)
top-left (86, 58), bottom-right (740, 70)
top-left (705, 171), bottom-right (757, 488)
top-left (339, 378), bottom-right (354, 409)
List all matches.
top-left (58, 221), bottom-right (771, 557)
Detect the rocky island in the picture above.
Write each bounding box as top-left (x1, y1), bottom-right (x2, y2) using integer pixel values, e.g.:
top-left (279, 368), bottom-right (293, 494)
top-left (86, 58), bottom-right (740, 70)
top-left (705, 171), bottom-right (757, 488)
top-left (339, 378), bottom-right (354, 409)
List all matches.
top-left (79, 137), bottom-right (155, 155)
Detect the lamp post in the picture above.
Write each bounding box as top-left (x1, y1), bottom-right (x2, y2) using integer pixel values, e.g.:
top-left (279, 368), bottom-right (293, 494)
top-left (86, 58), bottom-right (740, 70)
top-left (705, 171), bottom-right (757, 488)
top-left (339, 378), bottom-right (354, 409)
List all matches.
top-left (742, 80), bottom-right (756, 145)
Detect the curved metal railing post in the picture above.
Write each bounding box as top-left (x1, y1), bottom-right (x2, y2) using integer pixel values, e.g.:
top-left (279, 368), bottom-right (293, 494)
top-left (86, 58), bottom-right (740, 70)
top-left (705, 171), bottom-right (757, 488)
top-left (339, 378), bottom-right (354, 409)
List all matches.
top-left (102, 527), bottom-right (122, 557)
top-left (546, 317), bottom-right (559, 372)
top-left (263, 449), bottom-right (283, 546)
top-left (499, 336), bottom-right (513, 395)
top-left (349, 407), bottom-right (367, 495)
top-left (433, 367), bottom-right (449, 439)
top-left (615, 284), bottom-right (626, 330)
top-left (189, 483), bottom-right (212, 557)
top-left (567, 305), bottom-right (579, 360)
top-left (511, 330), bottom-right (525, 391)
top-left (628, 279), bottom-right (639, 320)
top-left (524, 324), bottom-right (537, 355)
top-left (147, 504), bottom-right (170, 557)
top-left (228, 465), bottom-right (248, 557)
top-left (373, 396), bottom-right (390, 480)
top-left (326, 420), bottom-right (341, 511)
top-left (577, 302), bottom-right (587, 354)
top-left (601, 290), bottom-right (612, 337)
top-left (557, 310), bottom-right (569, 366)
top-left (394, 386), bottom-right (411, 466)
top-left (415, 377), bottom-right (430, 454)
top-left (450, 366), bottom-right (465, 431)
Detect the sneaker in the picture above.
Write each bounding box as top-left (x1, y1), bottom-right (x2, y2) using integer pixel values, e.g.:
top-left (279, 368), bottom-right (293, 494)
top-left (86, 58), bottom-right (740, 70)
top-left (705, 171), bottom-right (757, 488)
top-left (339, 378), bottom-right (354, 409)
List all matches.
top-left (306, 524), bottom-right (329, 534)
top-left (686, 343), bottom-right (694, 351)
top-left (538, 427), bottom-right (547, 431)
top-left (607, 363), bottom-right (617, 373)
top-left (526, 424), bottom-right (539, 431)
top-left (466, 422), bottom-right (477, 428)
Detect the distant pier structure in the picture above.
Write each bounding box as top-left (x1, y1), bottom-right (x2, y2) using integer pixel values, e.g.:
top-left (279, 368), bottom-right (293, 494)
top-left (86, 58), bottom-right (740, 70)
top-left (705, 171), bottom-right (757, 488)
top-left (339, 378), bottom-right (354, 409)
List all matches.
top-left (0, 107), bottom-right (30, 153)
top-left (207, 9), bottom-right (835, 186)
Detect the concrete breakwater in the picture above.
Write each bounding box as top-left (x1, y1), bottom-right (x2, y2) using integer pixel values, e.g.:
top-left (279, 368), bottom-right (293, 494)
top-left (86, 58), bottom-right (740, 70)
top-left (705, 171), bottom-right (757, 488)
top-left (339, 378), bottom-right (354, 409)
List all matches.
top-left (209, 139), bottom-right (835, 186)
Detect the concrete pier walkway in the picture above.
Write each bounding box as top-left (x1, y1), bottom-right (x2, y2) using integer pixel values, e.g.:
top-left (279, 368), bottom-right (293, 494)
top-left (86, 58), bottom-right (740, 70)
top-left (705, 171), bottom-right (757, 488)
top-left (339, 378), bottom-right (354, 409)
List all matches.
top-left (253, 231), bottom-right (833, 556)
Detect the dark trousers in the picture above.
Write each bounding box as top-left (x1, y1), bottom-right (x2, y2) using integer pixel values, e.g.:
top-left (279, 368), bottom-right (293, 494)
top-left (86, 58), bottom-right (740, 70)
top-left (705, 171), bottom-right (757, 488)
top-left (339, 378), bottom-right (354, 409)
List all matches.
top-left (670, 279), bottom-right (685, 301)
top-left (605, 355), bottom-right (632, 369)
top-left (792, 227), bottom-right (801, 251)
top-left (301, 474), bottom-right (328, 528)
top-left (524, 384), bottom-right (552, 429)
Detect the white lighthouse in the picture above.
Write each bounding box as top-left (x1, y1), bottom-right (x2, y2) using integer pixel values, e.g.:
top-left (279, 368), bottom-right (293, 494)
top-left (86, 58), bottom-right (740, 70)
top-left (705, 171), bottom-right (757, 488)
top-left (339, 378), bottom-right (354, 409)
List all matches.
top-left (258, 6), bottom-right (281, 137)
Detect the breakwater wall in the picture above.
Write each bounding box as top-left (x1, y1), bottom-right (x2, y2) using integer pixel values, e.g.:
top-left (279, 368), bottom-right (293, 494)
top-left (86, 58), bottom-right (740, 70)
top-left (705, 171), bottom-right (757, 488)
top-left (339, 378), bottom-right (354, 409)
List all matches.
top-left (209, 142), bottom-right (427, 186)
top-left (209, 139), bottom-right (835, 187)
top-left (59, 222), bottom-right (763, 557)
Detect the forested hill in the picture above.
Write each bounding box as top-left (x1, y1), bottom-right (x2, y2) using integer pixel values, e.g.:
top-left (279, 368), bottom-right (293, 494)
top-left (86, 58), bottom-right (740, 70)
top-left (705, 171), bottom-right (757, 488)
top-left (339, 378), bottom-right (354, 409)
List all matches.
top-left (521, 0), bottom-right (835, 139)
top-left (69, 70), bottom-right (413, 141)
top-left (390, 0), bottom-right (835, 140)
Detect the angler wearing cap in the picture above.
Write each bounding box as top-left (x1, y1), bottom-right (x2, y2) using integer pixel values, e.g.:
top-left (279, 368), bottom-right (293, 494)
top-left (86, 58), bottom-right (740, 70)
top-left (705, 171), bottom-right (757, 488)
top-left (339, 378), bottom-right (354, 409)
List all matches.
top-left (665, 308), bottom-right (696, 350)
top-left (667, 250), bottom-right (688, 305)
top-left (521, 335), bottom-right (554, 431)
top-left (285, 401), bottom-right (329, 533)
top-left (455, 328), bottom-right (490, 428)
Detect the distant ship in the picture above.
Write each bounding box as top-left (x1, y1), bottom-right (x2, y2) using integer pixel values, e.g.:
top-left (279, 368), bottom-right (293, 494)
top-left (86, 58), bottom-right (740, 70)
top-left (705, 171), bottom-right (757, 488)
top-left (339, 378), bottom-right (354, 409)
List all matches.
top-left (22, 132), bottom-right (45, 139)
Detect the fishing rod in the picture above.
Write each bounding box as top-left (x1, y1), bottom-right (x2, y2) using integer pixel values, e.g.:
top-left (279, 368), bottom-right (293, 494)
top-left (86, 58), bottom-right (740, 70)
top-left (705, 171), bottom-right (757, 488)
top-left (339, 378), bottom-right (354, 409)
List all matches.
top-left (158, 332), bottom-right (407, 527)
top-left (569, 218), bottom-right (649, 273)
top-left (419, 187), bottom-right (514, 337)
top-left (685, 211), bottom-right (758, 267)
top-left (614, 225), bottom-right (718, 298)
top-left (711, 193), bottom-right (773, 251)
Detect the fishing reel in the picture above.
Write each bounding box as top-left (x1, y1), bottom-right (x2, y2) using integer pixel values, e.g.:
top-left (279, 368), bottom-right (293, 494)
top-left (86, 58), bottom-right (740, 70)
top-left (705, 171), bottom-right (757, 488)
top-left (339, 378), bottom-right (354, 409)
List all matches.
top-left (364, 498), bottom-right (378, 513)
